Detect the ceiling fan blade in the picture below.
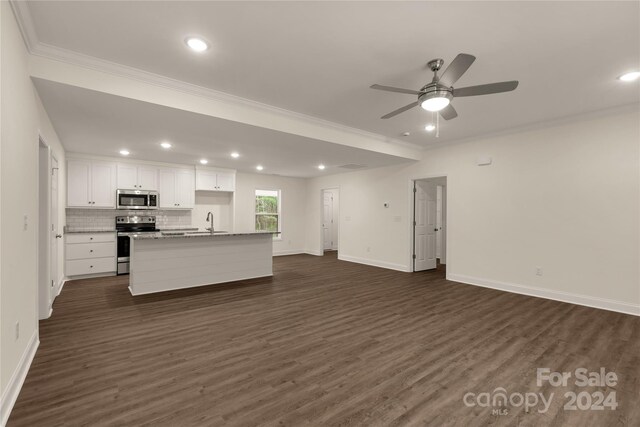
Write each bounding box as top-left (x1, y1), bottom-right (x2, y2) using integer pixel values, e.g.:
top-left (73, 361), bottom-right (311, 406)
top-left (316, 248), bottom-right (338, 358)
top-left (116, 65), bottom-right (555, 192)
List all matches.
top-left (454, 81), bottom-right (519, 97)
top-left (381, 101), bottom-right (420, 119)
top-left (438, 53), bottom-right (476, 87)
top-left (370, 84), bottom-right (421, 95)
top-left (439, 104), bottom-right (458, 120)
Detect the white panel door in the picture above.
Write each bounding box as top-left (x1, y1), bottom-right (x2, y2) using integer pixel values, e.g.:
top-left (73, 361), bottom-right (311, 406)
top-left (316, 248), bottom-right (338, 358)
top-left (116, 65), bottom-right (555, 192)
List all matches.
top-left (323, 192), bottom-right (333, 250)
top-left (91, 161), bottom-right (116, 207)
top-left (414, 182), bottom-right (437, 271)
top-left (159, 169), bottom-right (177, 208)
top-left (137, 166), bottom-right (158, 191)
top-left (117, 163), bottom-right (138, 189)
top-left (67, 159), bottom-right (91, 207)
top-left (175, 170), bottom-right (195, 209)
top-left (216, 172), bottom-right (235, 192)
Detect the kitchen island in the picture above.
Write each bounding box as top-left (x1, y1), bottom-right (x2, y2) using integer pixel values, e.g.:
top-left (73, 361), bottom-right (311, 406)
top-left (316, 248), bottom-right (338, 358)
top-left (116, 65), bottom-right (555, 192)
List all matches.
top-left (128, 231), bottom-right (277, 295)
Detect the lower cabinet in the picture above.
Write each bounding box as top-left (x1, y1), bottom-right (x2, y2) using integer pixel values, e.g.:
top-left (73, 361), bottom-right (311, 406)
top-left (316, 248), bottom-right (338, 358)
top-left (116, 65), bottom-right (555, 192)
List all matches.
top-left (65, 233), bottom-right (116, 277)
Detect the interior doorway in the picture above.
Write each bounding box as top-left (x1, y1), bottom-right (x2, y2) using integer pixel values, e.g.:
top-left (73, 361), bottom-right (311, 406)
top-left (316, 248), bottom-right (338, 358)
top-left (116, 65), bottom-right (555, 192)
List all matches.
top-left (38, 138), bottom-right (60, 319)
top-left (322, 188), bottom-right (339, 253)
top-left (412, 177), bottom-right (447, 272)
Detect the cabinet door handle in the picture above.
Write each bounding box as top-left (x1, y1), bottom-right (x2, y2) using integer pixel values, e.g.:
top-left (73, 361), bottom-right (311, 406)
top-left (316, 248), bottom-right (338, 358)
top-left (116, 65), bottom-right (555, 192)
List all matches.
top-left (90, 250), bottom-right (93, 253)
top-left (90, 265), bottom-right (93, 268)
top-left (90, 238), bottom-right (93, 240)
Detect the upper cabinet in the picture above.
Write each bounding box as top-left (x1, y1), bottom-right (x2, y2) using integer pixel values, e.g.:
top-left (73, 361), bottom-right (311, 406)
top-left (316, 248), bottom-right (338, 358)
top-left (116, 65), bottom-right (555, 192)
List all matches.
top-left (195, 168), bottom-right (236, 192)
top-left (67, 159), bottom-right (116, 208)
top-left (117, 164), bottom-right (158, 191)
top-left (159, 168), bottom-right (195, 209)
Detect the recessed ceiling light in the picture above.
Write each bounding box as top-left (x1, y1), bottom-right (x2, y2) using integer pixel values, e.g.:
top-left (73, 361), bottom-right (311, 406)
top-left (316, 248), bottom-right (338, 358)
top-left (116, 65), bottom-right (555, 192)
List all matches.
top-left (119, 150), bottom-right (130, 156)
top-left (185, 37), bottom-right (208, 52)
top-left (619, 71), bottom-right (640, 82)
top-left (318, 164), bottom-right (326, 170)
top-left (200, 159), bottom-right (208, 165)
top-left (230, 152), bottom-right (240, 158)
top-left (160, 142), bottom-right (172, 149)
top-left (425, 124), bottom-right (436, 132)
top-left (256, 165), bottom-right (264, 171)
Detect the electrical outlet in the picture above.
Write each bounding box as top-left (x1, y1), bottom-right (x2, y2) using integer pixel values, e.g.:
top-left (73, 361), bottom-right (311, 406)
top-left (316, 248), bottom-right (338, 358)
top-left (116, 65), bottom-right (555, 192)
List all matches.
top-left (15, 321), bottom-right (19, 340)
top-left (536, 267), bottom-right (543, 276)
top-left (366, 246), bottom-right (371, 253)
top-left (23, 215), bottom-right (28, 231)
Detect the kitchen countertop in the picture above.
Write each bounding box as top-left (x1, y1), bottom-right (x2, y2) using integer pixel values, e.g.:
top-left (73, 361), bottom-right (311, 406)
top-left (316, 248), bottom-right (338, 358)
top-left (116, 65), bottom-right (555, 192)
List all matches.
top-left (132, 231), bottom-right (280, 240)
top-left (156, 227), bottom-right (199, 231)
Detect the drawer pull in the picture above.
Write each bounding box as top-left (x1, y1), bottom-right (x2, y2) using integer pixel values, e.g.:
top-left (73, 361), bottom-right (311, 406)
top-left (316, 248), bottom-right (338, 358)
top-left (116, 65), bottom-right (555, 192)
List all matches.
top-left (90, 250), bottom-right (93, 253)
top-left (90, 265), bottom-right (93, 268)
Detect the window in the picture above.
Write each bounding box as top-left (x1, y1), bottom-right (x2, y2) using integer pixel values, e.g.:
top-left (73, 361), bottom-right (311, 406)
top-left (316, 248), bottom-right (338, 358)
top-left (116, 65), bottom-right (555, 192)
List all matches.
top-left (255, 189), bottom-right (281, 233)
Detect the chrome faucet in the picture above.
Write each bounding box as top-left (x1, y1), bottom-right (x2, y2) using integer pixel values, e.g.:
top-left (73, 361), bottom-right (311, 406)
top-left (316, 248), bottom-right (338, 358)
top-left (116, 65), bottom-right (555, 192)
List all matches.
top-left (206, 212), bottom-right (214, 234)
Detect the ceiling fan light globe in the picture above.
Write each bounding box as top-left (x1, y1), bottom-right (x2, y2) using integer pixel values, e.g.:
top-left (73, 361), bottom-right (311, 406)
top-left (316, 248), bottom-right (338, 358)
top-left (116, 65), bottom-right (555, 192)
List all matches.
top-left (421, 97), bottom-right (451, 112)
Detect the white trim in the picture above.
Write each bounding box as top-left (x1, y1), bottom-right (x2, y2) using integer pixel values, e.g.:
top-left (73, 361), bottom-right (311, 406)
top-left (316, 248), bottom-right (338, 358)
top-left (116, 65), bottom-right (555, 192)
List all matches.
top-left (305, 249), bottom-right (324, 256)
top-left (449, 273), bottom-right (640, 317)
top-left (273, 249), bottom-right (306, 256)
top-left (423, 103), bottom-right (640, 151)
top-left (56, 278), bottom-right (67, 297)
top-left (338, 254), bottom-right (410, 272)
top-left (0, 332), bottom-right (39, 426)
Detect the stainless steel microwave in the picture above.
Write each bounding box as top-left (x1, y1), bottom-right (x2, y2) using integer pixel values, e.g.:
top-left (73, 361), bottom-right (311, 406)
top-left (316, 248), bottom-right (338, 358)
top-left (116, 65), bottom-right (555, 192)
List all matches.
top-left (116, 189), bottom-right (159, 210)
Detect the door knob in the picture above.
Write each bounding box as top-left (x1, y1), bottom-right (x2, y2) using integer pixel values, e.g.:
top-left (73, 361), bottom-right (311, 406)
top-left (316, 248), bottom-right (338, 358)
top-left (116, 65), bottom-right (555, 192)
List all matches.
top-left (55, 234), bottom-right (62, 238)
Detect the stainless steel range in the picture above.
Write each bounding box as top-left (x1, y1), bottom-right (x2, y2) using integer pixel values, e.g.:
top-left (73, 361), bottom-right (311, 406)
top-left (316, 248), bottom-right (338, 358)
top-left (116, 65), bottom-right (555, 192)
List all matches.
top-left (116, 215), bottom-right (159, 275)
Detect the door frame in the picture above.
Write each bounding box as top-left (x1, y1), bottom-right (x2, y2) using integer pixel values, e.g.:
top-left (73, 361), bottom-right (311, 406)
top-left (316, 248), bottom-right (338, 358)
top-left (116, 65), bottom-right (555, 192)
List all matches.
top-left (37, 136), bottom-right (54, 319)
top-left (319, 187), bottom-right (340, 255)
top-left (408, 175), bottom-right (450, 276)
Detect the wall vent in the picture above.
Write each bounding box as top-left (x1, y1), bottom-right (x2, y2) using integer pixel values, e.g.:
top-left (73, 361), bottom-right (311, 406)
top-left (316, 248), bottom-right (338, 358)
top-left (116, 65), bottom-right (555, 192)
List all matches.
top-left (338, 164), bottom-right (367, 169)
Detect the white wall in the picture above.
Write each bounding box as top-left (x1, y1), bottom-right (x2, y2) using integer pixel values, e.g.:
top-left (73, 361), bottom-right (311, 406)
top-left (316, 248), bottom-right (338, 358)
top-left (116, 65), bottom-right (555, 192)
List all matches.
top-left (234, 172), bottom-right (308, 255)
top-left (305, 109), bottom-right (640, 314)
top-left (1, 2), bottom-right (66, 421)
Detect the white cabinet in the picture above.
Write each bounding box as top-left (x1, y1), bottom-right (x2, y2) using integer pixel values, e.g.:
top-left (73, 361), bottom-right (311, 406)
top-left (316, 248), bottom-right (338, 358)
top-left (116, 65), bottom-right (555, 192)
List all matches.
top-left (65, 233), bottom-right (116, 276)
top-left (67, 159), bottom-right (116, 208)
top-left (195, 168), bottom-right (236, 192)
top-left (67, 160), bottom-right (91, 207)
top-left (138, 166), bottom-right (158, 190)
top-left (159, 168), bottom-right (195, 209)
top-left (117, 163), bottom-right (158, 190)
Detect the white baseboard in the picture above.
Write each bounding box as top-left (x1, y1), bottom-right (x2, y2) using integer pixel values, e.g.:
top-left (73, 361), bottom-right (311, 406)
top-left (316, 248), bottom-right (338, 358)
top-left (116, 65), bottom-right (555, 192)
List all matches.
top-left (56, 277), bottom-right (67, 297)
top-left (0, 331), bottom-right (39, 426)
top-left (304, 249), bottom-right (324, 256)
top-left (273, 249), bottom-right (305, 256)
top-left (449, 273), bottom-right (640, 316)
top-left (338, 254), bottom-right (410, 272)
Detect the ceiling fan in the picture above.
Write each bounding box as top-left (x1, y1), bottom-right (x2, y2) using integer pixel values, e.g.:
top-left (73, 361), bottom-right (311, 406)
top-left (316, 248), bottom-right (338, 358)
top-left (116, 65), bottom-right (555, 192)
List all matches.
top-left (370, 53), bottom-right (518, 120)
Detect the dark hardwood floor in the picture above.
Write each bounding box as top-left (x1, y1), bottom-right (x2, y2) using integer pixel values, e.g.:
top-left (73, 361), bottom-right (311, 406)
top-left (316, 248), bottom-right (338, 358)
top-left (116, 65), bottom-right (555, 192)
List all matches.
top-left (9, 252), bottom-right (640, 426)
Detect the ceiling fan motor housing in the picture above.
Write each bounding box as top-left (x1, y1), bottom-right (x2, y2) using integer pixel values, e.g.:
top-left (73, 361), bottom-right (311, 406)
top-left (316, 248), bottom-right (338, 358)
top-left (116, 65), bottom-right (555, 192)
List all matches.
top-left (418, 83), bottom-right (453, 104)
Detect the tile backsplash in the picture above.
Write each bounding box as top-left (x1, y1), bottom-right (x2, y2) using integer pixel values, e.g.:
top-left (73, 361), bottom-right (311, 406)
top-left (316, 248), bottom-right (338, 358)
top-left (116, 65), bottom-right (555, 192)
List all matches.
top-left (66, 209), bottom-right (192, 231)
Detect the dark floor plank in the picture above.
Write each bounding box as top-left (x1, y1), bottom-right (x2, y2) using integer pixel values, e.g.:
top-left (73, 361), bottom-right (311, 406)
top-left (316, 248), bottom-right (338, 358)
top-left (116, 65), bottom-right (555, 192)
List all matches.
top-left (8, 253), bottom-right (640, 426)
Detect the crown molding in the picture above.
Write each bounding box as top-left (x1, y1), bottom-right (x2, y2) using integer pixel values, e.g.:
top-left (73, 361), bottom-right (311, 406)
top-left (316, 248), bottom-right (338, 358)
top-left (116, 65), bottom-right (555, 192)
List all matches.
top-left (421, 102), bottom-right (640, 152)
top-left (9, 0), bottom-right (38, 51)
top-left (9, 0), bottom-right (422, 154)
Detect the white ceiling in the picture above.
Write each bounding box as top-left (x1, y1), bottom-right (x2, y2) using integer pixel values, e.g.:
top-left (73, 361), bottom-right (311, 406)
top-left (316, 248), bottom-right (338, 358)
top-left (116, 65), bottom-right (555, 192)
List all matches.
top-left (33, 79), bottom-right (412, 177)
top-left (24, 1), bottom-right (640, 148)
